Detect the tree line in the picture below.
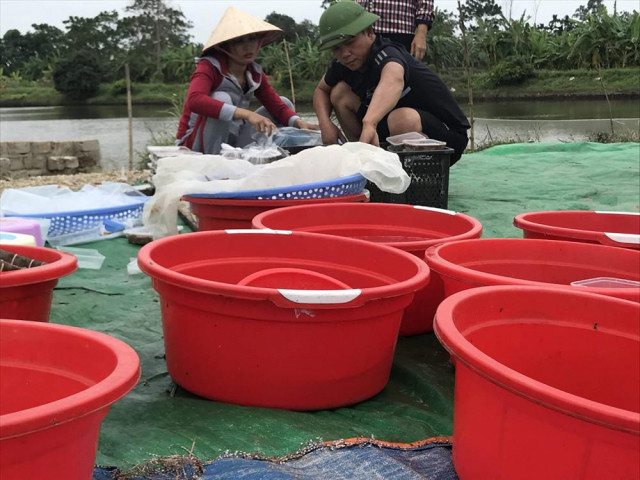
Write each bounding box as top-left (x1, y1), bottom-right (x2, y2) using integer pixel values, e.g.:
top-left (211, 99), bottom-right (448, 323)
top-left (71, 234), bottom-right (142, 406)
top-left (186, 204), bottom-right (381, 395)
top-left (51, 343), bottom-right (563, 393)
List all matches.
top-left (0, 0), bottom-right (638, 100)
top-left (1, 0), bottom-right (195, 98)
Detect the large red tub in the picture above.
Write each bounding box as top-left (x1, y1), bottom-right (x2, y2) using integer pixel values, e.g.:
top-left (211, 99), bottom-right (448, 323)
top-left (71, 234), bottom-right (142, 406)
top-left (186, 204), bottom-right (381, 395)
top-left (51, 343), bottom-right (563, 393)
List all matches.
top-left (0, 245), bottom-right (77, 322)
top-left (253, 203), bottom-right (482, 335)
top-left (514, 210), bottom-right (640, 249)
top-left (0, 319), bottom-right (140, 480)
top-left (138, 229), bottom-right (429, 410)
top-left (184, 193), bottom-right (368, 231)
top-left (435, 286), bottom-right (639, 480)
top-left (425, 238), bottom-right (640, 303)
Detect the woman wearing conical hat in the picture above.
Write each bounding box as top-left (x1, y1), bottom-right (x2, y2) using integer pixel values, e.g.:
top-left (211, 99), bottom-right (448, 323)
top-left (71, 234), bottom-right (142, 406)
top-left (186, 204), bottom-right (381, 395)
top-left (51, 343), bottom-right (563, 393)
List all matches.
top-left (176, 7), bottom-right (318, 154)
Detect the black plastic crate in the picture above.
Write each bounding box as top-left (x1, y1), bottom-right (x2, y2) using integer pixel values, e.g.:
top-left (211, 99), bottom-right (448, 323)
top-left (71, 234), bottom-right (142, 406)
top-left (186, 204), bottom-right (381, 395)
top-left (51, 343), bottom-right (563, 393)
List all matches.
top-left (367, 147), bottom-right (452, 209)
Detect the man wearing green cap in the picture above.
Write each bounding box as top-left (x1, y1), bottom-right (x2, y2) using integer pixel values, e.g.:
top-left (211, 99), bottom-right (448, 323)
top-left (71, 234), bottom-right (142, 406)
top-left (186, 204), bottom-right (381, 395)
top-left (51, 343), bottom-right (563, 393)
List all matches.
top-left (313, 0), bottom-right (469, 164)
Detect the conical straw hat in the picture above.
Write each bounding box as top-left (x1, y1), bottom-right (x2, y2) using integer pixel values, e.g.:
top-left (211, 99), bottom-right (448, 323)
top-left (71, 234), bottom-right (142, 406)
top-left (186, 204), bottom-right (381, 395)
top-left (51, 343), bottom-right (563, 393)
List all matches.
top-left (201, 7), bottom-right (283, 53)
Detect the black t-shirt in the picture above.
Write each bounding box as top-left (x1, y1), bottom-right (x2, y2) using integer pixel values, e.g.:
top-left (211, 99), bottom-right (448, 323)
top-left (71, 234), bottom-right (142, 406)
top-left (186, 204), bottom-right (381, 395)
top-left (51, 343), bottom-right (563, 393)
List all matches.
top-left (324, 36), bottom-right (470, 133)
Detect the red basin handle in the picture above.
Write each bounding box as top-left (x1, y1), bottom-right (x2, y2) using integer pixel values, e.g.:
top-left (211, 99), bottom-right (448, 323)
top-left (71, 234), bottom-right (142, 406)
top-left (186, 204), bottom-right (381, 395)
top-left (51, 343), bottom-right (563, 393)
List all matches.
top-left (277, 288), bottom-right (362, 305)
top-left (603, 232), bottom-right (640, 246)
top-left (413, 205), bottom-right (456, 215)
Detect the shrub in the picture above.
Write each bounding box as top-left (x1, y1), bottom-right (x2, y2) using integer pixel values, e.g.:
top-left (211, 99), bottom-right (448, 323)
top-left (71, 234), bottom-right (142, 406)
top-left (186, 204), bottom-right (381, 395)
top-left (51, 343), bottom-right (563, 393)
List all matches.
top-left (110, 78), bottom-right (129, 96)
top-left (487, 57), bottom-right (533, 87)
top-left (53, 50), bottom-right (102, 100)
top-left (21, 56), bottom-right (49, 81)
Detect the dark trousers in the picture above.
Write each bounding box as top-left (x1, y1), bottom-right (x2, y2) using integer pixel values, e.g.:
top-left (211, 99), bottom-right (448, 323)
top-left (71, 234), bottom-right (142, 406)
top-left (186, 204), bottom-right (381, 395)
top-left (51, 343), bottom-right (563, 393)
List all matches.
top-left (379, 33), bottom-right (413, 54)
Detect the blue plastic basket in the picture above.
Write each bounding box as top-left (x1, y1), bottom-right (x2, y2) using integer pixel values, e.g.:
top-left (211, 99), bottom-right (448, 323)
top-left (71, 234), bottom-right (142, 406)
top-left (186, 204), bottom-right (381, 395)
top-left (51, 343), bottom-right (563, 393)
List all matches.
top-left (10, 197), bottom-right (148, 237)
top-left (188, 174), bottom-right (367, 200)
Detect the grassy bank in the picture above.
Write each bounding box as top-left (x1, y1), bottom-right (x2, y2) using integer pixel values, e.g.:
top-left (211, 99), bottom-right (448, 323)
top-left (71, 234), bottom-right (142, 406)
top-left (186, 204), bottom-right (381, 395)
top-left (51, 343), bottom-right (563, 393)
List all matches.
top-left (0, 81), bottom-right (189, 107)
top-left (1, 68), bottom-right (638, 108)
top-left (439, 67), bottom-right (640, 101)
top-left (280, 68), bottom-right (640, 102)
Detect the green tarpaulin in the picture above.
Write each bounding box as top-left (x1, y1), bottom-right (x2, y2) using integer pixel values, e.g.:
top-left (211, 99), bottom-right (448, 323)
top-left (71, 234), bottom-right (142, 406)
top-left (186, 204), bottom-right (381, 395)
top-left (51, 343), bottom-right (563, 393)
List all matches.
top-left (46, 142), bottom-right (639, 469)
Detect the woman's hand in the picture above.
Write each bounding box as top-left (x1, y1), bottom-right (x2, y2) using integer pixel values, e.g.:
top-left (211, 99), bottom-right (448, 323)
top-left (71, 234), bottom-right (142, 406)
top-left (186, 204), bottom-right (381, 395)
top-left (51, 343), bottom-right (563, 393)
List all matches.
top-left (294, 118), bottom-right (320, 131)
top-left (245, 112), bottom-right (277, 135)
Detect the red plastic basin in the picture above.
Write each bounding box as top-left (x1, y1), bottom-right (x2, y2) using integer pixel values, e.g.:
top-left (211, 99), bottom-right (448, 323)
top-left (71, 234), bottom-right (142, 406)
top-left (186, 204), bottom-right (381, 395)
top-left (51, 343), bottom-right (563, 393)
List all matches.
top-left (253, 203), bottom-right (482, 335)
top-left (434, 286), bottom-right (640, 480)
top-left (0, 319), bottom-right (140, 480)
top-left (184, 193), bottom-right (369, 231)
top-left (514, 210), bottom-right (640, 249)
top-left (138, 229), bottom-right (429, 410)
top-left (0, 245), bottom-right (77, 322)
top-left (425, 238), bottom-right (640, 303)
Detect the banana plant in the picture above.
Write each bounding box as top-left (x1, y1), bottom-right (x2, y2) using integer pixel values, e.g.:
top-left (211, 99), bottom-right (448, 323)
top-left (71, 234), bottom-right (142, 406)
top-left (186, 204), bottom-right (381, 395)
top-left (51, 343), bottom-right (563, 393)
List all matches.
top-left (498, 13), bottom-right (532, 60)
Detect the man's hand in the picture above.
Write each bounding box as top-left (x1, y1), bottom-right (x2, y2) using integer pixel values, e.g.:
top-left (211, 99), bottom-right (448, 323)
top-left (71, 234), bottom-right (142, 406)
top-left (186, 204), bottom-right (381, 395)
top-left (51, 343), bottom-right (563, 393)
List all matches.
top-left (359, 62), bottom-right (404, 147)
top-left (313, 77), bottom-right (347, 144)
top-left (411, 24), bottom-right (428, 61)
top-left (320, 121), bottom-right (346, 144)
top-left (359, 122), bottom-right (379, 147)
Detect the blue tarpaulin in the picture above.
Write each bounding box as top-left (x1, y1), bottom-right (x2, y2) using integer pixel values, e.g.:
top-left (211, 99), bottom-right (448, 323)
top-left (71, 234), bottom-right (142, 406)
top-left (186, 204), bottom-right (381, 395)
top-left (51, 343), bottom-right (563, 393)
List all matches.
top-left (94, 440), bottom-right (456, 479)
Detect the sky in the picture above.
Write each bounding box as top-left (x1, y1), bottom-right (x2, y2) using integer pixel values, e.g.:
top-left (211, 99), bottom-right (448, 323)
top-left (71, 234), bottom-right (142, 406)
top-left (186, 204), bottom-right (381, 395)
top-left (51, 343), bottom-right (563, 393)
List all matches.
top-left (1, 0), bottom-right (638, 41)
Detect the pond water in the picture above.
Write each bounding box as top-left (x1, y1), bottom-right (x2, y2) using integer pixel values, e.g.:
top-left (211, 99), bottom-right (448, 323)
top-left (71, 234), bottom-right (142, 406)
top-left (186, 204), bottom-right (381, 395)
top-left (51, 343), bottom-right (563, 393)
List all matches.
top-left (1, 99), bottom-right (638, 171)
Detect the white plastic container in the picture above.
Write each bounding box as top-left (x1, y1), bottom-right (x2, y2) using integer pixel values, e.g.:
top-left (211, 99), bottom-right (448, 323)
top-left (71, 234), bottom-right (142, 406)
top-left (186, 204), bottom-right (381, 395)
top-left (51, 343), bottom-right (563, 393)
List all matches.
top-left (0, 218), bottom-right (43, 246)
top-left (0, 232), bottom-right (36, 246)
top-left (56, 247), bottom-right (105, 270)
top-left (386, 132), bottom-right (447, 151)
top-left (386, 131), bottom-right (429, 145)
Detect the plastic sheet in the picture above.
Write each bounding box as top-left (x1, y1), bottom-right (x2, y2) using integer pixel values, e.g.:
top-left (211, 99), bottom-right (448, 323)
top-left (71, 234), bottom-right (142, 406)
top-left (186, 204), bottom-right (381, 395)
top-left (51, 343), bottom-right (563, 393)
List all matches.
top-left (272, 127), bottom-right (323, 148)
top-left (143, 143), bottom-right (410, 238)
top-left (0, 182), bottom-right (146, 216)
top-left (220, 143), bottom-right (286, 165)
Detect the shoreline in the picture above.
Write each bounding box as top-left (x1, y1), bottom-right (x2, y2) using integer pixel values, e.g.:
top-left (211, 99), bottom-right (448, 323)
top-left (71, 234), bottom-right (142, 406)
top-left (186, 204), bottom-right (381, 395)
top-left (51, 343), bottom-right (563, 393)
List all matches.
top-left (2, 67), bottom-right (639, 108)
top-left (2, 91), bottom-right (639, 109)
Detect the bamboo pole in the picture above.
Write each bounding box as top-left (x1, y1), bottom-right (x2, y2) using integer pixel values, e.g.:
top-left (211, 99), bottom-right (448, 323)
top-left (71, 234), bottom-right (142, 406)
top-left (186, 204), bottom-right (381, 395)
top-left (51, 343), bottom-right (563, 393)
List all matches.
top-left (125, 62), bottom-right (134, 171)
top-left (598, 66), bottom-right (615, 137)
top-left (282, 39), bottom-right (296, 108)
top-left (457, 1), bottom-right (475, 151)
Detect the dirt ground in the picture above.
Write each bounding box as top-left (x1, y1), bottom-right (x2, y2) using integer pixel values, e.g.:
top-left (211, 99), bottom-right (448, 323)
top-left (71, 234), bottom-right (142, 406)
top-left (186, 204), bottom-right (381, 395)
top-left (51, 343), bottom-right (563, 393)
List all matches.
top-left (0, 170), bottom-right (152, 194)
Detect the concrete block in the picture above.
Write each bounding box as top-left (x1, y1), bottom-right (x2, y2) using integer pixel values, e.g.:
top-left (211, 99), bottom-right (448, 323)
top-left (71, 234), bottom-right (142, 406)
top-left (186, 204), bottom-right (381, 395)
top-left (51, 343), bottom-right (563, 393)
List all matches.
top-left (77, 153), bottom-right (99, 171)
top-left (25, 154), bottom-right (47, 170)
top-left (17, 153), bottom-right (33, 169)
top-left (7, 142), bottom-right (31, 155)
top-left (51, 141), bottom-right (75, 156)
top-left (26, 169), bottom-right (47, 177)
top-left (10, 157), bottom-right (25, 170)
top-left (0, 143), bottom-right (8, 157)
top-left (31, 141), bottom-right (52, 154)
top-left (79, 140), bottom-right (100, 152)
top-left (0, 157), bottom-right (10, 177)
top-left (63, 156), bottom-right (79, 169)
top-left (10, 170), bottom-right (29, 179)
top-left (48, 156), bottom-right (66, 171)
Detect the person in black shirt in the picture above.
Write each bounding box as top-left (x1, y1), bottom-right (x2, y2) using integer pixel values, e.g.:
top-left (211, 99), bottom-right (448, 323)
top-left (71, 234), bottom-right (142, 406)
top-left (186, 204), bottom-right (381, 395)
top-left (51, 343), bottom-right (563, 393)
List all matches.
top-left (313, 0), bottom-right (469, 163)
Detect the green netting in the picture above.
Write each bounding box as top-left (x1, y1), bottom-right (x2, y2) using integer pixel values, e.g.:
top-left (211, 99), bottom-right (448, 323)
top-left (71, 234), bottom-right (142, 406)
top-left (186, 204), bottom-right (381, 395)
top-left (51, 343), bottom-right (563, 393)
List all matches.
top-left (449, 141), bottom-right (639, 238)
top-left (47, 142), bottom-right (639, 470)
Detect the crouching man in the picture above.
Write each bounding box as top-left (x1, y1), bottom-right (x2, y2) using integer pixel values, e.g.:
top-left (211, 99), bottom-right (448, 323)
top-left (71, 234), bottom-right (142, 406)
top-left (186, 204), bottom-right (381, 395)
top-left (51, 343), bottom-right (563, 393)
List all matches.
top-left (313, 0), bottom-right (470, 164)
